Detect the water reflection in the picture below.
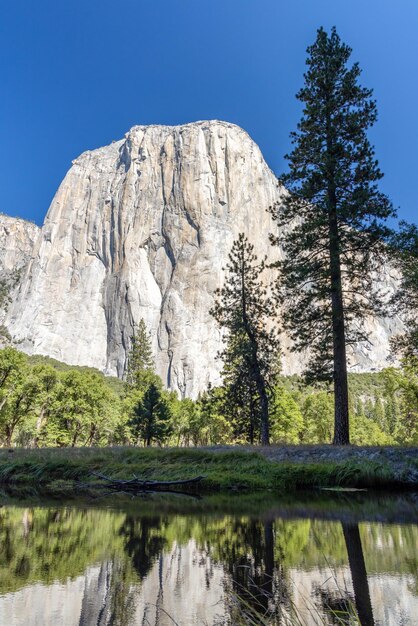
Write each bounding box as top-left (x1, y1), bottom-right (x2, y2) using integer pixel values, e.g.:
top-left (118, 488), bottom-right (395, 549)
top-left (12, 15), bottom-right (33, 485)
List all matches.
top-left (0, 495), bottom-right (417, 625)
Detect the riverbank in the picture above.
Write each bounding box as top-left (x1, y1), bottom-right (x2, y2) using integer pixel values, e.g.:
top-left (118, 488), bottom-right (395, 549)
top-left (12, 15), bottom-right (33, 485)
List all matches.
top-left (0, 446), bottom-right (417, 494)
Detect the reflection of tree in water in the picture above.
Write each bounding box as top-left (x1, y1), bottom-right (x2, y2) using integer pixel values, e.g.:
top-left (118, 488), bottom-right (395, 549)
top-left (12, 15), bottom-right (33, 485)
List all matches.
top-left (2, 506), bottom-right (417, 625)
top-left (342, 523), bottom-right (375, 626)
top-left (314, 587), bottom-right (356, 626)
top-left (220, 520), bottom-right (290, 624)
top-left (79, 515), bottom-right (168, 626)
top-left (119, 515), bottom-right (167, 581)
top-left (315, 522), bottom-right (375, 626)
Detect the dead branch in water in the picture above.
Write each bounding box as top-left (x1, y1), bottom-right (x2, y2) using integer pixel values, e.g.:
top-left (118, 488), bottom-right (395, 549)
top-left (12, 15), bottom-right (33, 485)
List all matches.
top-left (76, 471), bottom-right (206, 492)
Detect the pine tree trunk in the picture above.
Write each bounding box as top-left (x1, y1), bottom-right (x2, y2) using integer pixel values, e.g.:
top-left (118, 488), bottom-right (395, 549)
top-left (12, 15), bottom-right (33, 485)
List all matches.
top-left (328, 206), bottom-right (350, 444)
top-left (238, 259), bottom-right (270, 446)
top-left (5, 426), bottom-right (12, 448)
top-left (249, 394), bottom-right (255, 445)
top-left (249, 353), bottom-right (270, 445)
top-left (242, 300), bottom-right (270, 445)
top-left (258, 379), bottom-right (270, 446)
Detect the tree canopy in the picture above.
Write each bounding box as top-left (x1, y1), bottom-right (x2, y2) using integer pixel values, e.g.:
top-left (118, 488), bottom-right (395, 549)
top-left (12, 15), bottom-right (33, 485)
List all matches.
top-left (210, 234), bottom-right (280, 445)
top-left (270, 27), bottom-right (395, 444)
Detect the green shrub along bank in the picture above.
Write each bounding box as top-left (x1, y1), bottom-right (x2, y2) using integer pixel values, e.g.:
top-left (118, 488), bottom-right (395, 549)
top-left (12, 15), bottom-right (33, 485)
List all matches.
top-left (0, 446), bottom-right (416, 492)
top-left (0, 346), bottom-right (416, 449)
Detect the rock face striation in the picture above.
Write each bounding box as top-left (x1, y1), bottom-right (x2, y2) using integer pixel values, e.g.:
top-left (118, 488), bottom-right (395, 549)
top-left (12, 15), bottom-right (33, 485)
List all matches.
top-left (3, 121), bottom-right (403, 396)
top-left (0, 214), bottom-right (39, 339)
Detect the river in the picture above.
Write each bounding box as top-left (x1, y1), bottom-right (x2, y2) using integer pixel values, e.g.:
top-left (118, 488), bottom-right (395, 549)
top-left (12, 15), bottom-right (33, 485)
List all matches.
top-left (0, 491), bottom-right (417, 625)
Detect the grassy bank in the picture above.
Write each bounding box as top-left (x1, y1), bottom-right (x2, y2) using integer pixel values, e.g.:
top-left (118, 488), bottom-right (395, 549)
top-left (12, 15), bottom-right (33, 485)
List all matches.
top-left (0, 446), bottom-right (417, 494)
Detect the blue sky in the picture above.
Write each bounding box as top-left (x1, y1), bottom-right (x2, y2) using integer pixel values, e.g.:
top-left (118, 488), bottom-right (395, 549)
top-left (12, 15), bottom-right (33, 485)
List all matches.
top-left (1, 0), bottom-right (417, 226)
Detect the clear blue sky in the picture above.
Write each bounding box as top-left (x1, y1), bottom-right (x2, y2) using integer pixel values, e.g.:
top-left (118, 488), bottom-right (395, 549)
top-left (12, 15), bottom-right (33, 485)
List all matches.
top-left (1, 0), bottom-right (417, 226)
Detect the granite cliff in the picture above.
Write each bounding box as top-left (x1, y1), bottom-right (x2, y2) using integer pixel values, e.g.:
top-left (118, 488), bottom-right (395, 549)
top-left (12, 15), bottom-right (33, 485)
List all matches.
top-left (2, 121), bottom-right (403, 396)
top-left (0, 213), bottom-right (39, 340)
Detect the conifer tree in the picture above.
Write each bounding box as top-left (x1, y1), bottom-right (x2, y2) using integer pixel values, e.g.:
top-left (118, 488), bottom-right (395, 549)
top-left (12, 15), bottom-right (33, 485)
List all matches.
top-left (220, 333), bottom-right (262, 443)
top-left (128, 382), bottom-right (172, 446)
top-left (125, 318), bottom-right (155, 391)
top-left (210, 234), bottom-right (280, 445)
top-left (271, 27), bottom-right (395, 444)
top-left (389, 221), bottom-right (418, 359)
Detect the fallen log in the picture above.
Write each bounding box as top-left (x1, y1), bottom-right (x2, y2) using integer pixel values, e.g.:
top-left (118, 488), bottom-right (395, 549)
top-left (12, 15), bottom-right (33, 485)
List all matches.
top-left (83, 471), bottom-right (206, 492)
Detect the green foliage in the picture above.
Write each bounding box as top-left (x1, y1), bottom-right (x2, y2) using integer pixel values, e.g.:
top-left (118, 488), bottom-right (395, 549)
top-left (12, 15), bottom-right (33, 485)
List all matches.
top-left (0, 498), bottom-right (416, 626)
top-left (197, 386), bottom-right (233, 445)
top-left (0, 446), bottom-right (414, 492)
top-left (123, 319), bottom-right (174, 446)
top-left (0, 348), bottom-right (31, 445)
top-left (0, 347), bottom-right (415, 448)
top-left (0, 348), bottom-right (121, 448)
top-left (39, 370), bottom-right (120, 447)
top-left (270, 27), bottom-right (395, 445)
top-left (301, 391), bottom-right (334, 444)
top-left (210, 233), bottom-right (280, 444)
top-left (127, 382), bottom-right (172, 446)
top-left (271, 27), bottom-right (394, 382)
top-left (350, 413), bottom-right (390, 445)
top-left (389, 221), bottom-right (418, 360)
top-left (383, 358), bottom-right (418, 444)
top-left (125, 318), bottom-right (155, 391)
top-left (26, 353), bottom-right (124, 396)
top-left (270, 386), bottom-right (303, 443)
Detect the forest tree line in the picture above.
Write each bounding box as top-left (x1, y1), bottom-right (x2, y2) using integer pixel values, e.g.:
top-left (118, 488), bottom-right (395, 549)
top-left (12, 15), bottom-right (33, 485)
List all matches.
top-left (0, 339), bottom-right (415, 448)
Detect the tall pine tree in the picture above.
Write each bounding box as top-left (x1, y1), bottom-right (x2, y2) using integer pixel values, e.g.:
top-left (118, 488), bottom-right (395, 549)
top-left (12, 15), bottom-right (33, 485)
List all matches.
top-left (210, 234), bottom-right (280, 445)
top-left (128, 382), bottom-right (172, 447)
top-left (271, 27), bottom-right (395, 444)
top-left (125, 318), bottom-right (155, 392)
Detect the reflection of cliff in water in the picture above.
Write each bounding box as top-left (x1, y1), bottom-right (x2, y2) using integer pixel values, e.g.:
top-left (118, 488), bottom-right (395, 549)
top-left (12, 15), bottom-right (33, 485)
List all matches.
top-left (0, 503), bottom-right (417, 625)
top-left (78, 560), bottom-right (136, 626)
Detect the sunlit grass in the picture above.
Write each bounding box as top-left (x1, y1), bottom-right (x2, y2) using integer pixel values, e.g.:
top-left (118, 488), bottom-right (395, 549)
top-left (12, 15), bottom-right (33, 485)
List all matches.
top-left (0, 446), bottom-right (407, 493)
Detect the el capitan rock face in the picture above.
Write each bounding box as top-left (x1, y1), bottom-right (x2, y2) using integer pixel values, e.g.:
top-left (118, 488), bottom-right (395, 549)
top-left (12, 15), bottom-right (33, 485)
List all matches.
top-left (2, 121), bottom-right (403, 396)
top-left (0, 214), bottom-right (40, 334)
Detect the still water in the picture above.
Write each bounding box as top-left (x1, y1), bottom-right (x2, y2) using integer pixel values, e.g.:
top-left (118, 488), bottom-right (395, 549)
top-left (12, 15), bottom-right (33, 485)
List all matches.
top-left (0, 492), bottom-right (417, 626)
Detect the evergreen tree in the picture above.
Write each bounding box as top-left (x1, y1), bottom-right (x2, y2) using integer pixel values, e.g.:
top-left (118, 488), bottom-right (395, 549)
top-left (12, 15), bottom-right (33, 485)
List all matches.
top-left (128, 382), bottom-right (172, 446)
top-left (220, 336), bottom-right (262, 444)
top-left (389, 221), bottom-right (418, 359)
top-left (125, 319), bottom-right (155, 391)
top-left (354, 397), bottom-right (364, 418)
top-left (210, 234), bottom-right (280, 445)
top-left (271, 27), bottom-right (395, 444)
top-left (384, 363), bottom-right (418, 444)
top-left (372, 398), bottom-right (385, 425)
top-left (383, 372), bottom-right (402, 436)
top-left (198, 386), bottom-right (232, 445)
top-left (364, 399), bottom-right (375, 421)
